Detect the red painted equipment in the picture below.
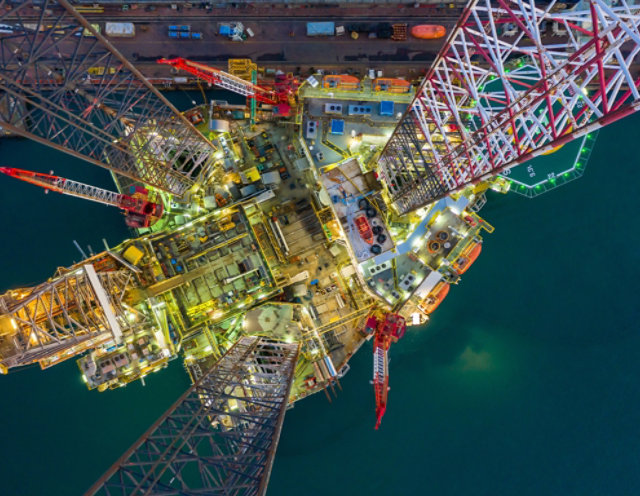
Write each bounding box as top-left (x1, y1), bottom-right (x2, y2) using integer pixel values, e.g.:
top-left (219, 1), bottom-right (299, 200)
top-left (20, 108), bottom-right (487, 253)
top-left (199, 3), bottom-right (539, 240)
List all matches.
top-left (157, 58), bottom-right (298, 116)
top-left (157, 57), bottom-right (279, 105)
top-left (354, 214), bottom-right (374, 245)
top-left (0, 166), bottom-right (163, 228)
top-left (369, 312), bottom-right (406, 429)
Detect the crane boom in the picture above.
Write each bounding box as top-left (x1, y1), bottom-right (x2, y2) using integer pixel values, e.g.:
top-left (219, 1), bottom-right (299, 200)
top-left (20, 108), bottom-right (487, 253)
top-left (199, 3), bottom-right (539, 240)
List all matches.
top-left (367, 313), bottom-right (406, 429)
top-left (0, 167), bottom-right (163, 227)
top-left (157, 57), bottom-right (278, 104)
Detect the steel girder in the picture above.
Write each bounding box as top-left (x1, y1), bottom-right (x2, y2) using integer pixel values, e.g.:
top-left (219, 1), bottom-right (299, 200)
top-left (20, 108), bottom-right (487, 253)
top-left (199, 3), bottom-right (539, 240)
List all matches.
top-left (58, 176), bottom-right (125, 206)
top-left (379, 0), bottom-right (640, 214)
top-left (0, 0), bottom-right (215, 195)
top-left (86, 337), bottom-right (300, 496)
top-left (0, 264), bottom-right (140, 371)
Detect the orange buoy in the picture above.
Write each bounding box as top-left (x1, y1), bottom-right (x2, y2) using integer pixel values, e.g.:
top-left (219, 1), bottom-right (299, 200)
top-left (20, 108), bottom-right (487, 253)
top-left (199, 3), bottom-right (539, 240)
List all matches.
top-left (411, 25), bottom-right (446, 40)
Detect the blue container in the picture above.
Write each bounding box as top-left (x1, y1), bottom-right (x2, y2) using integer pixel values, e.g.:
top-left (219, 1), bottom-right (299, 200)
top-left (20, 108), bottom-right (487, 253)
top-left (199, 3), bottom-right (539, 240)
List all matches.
top-left (380, 100), bottom-right (395, 116)
top-left (306, 22), bottom-right (335, 36)
top-left (330, 119), bottom-right (345, 135)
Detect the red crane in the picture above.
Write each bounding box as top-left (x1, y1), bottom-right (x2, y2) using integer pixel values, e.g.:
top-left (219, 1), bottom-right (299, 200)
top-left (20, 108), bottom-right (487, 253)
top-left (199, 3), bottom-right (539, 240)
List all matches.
top-left (0, 166), bottom-right (163, 228)
top-left (157, 57), bottom-right (279, 104)
top-left (365, 312), bottom-right (406, 429)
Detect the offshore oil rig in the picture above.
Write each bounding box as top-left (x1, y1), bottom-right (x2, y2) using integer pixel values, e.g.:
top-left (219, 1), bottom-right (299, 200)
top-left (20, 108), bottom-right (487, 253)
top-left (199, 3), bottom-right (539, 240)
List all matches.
top-left (1, 0), bottom-right (640, 493)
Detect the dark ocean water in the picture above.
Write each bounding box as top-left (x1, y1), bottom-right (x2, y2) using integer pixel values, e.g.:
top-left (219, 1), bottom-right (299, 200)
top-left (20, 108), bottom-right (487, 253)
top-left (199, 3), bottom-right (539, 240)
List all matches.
top-left (1, 112), bottom-right (640, 495)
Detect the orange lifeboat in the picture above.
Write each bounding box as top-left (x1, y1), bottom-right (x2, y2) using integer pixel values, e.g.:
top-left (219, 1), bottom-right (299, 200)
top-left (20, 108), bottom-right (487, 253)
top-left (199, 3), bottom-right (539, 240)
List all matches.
top-left (419, 281), bottom-right (450, 314)
top-left (411, 24), bottom-right (446, 40)
top-left (373, 78), bottom-right (411, 93)
top-left (354, 214), bottom-right (374, 245)
top-left (322, 74), bottom-right (360, 90)
top-left (453, 242), bottom-right (482, 275)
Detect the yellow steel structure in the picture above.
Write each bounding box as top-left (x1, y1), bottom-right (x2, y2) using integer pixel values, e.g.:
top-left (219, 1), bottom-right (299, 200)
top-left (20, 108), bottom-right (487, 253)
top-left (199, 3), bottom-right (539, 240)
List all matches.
top-left (228, 59), bottom-right (257, 81)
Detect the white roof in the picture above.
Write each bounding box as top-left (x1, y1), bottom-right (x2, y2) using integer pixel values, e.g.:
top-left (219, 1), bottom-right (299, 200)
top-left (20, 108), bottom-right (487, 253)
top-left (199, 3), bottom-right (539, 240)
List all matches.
top-left (262, 171), bottom-right (281, 185)
top-left (414, 271), bottom-right (443, 298)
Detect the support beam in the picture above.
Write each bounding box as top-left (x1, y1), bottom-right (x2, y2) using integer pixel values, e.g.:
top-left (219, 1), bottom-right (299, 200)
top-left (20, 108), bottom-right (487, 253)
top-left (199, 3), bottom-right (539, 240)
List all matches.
top-left (86, 337), bottom-right (300, 496)
top-left (378, 0), bottom-right (640, 214)
top-left (0, 0), bottom-right (215, 195)
top-left (0, 265), bottom-right (138, 371)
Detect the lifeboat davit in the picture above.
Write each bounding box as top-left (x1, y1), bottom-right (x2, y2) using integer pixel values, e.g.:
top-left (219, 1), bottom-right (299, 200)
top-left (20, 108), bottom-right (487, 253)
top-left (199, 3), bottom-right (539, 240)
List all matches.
top-left (411, 25), bottom-right (446, 40)
top-left (454, 242), bottom-right (482, 275)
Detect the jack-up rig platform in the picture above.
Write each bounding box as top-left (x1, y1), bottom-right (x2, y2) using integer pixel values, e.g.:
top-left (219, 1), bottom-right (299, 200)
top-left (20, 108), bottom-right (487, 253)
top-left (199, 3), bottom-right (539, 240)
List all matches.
top-left (1, 0), bottom-right (640, 493)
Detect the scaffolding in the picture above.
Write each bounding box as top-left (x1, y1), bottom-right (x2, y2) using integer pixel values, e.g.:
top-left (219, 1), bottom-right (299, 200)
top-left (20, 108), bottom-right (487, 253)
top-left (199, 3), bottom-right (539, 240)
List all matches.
top-left (0, 265), bottom-right (139, 372)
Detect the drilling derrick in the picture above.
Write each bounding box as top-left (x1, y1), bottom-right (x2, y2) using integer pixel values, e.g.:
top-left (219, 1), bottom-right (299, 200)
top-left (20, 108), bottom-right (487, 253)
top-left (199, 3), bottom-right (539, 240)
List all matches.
top-left (87, 337), bottom-right (300, 496)
top-left (0, 264), bottom-right (141, 373)
top-left (0, 0), bottom-right (215, 196)
top-left (378, 0), bottom-right (640, 214)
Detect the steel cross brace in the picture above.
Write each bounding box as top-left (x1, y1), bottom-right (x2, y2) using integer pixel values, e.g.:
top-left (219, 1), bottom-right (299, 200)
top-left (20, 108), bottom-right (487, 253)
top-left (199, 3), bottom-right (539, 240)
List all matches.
top-left (379, 0), bottom-right (640, 214)
top-left (0, 0), bottom-right (215, 195)
top-left (0, 265), bottom-right (138, 370)
top-left (87, 337), bottom-right (300, 496)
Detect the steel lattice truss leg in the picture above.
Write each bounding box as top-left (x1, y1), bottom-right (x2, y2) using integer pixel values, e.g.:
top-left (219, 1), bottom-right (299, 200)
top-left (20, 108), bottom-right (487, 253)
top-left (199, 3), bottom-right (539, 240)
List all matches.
top-left (87, 337), bottom-right (300, 496)
top-left (0, 264), bottom-right (140, 371)
top-left (0, 0), bottom-right (215, 195)
top-left (378, 0), bottom-right (640, 214)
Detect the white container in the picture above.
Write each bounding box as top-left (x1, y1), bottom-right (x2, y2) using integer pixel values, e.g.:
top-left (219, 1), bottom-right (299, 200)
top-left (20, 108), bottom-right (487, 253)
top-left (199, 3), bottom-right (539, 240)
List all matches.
top-left (105, 22), bottom-right (135, 38)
